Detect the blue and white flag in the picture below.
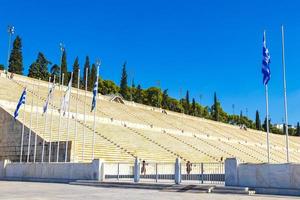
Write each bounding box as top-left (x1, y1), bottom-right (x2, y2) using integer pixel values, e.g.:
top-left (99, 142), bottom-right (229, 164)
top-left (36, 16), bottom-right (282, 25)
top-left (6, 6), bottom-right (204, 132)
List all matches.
top-left (262, 31), bottom-right (271, 85)
top-left (14, 88), bottom-right (26, 119)
top-left (60, 78), bottom-right (72, 116)
top-left (43, 83), bottom-right (55, 114)
top-left (91, 80), bottom-right (98, 112)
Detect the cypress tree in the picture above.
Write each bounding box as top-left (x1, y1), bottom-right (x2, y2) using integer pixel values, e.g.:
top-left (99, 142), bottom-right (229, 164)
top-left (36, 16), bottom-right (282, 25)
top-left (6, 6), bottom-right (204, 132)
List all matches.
top-left (185, 90), bottom-right (190, 114)
top-left (161, 89), bottom-right (169, 109)
top-left (255, 110), bottom-right (261, 130)
top-left (61, 50), bottom-right (68, 85)
top-left (89, 63), bottom-right (96, 91)
top-left (8, 36), bottom-right (23, 74)
top-left (191, 98), bottom-right (196, 116)
top-left (212, 92), bottom-right (219, 121)
top-left (240, 110), bottom-right (243, 124)
top-left (296, 122), bottom-right (300, 136)
top-left (28, 52), bottom-right (51, 81)
top-left (120, 62), bottom-right (129, 100)
top-left (72, 56), bottom-right (80, 87)
top-left (83, 56), bottom-right (90, 89)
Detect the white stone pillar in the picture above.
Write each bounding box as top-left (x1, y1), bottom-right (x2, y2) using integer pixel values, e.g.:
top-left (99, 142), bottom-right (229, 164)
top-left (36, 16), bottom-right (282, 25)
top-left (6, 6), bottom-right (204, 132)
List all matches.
top-left (134, 157), bottom-right (140, 183)
top-left (174, 158), bottom-right (181, 184)
top-left (0, 159), bottom-right (10, 178)
top-left (225, 158), bottom-right (239, 186)
top-left (92, 159), bottom-right (104, 181)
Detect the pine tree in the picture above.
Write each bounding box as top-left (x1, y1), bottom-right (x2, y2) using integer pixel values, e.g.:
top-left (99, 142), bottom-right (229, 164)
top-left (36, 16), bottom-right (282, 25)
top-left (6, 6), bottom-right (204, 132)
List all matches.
top-left (89, 63), bottom-right (96, 91)
top-left (60, 50), bottom-right (68, 85)
top-left (72, 56), bottom-right (80, 87)
top-left (296, 122), bottom-right (300, 136)
top-left (255, 110), bottom-right (261, 130)
top-left (184, 90), bottom-right (190, 114)
top-left (28, 52), bottom-right (51, 81)
top-left (191, 98), bottom-right (196, 116)
top-left (8, 36), bottom-right (23, 74)
top-left (120, 62), bottom-right (129, 100)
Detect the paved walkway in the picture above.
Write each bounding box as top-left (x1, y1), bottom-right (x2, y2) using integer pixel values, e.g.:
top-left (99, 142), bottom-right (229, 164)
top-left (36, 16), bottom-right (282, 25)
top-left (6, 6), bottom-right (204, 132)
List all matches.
top-left (0, 181), bottom-right (298, 200)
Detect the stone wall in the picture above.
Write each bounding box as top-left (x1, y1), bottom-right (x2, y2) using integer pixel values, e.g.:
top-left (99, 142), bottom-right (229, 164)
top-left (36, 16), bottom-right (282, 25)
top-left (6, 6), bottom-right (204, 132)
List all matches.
top-left (225, 158), bottom-right (300, 195)
top-left (0, 106), bottom-right (71, 162)
top-left (0, 159), bottom-right (104, 181)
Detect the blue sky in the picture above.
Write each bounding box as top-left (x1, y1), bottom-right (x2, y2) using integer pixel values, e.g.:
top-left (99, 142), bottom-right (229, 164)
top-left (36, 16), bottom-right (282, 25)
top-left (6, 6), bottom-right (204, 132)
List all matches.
top-left (1, 0), bottom-right (300, 124)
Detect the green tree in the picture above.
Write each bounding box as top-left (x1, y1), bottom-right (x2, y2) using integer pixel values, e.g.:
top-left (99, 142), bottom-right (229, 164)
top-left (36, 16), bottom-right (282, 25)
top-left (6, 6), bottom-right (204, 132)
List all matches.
top-left (28, 52), bottom-right (51, 81)
top-left (120, 62), bottom-right (130, 100)
top-left (184, 90), bottom-right (190, 114)
top-left (89, 63), bottom-right (97, 91)
top-left (60, 50), bottom-right (68, 85)
top-left (133, 84), bottom-right (143, 103)
top-left (82, 56), bottom-right (90, 89)
top-left (50, 64), bottom-right (60, 82)
top-left (72, 57), bottom-right (80, 87)
top-left (168, 97), bottom-right (184, 113)
top-left (0, 64), bottom-right (5, 70)
top-left (99, 79), bottom-right (120, 95)
top-left (211, 92), bottom-right (220, 121)
top-left (8, 36), bottom-right (23, 74)
top-left (144, 87), bottom-right (162, 107)
top-left (296, 122), bottom-right (300, 136)
top-left (255, 110), bottom-right (261, 130)
top-left (191, 98), bottom-right (196, 116)
top-left (161, 89), bottom-right (169, 109)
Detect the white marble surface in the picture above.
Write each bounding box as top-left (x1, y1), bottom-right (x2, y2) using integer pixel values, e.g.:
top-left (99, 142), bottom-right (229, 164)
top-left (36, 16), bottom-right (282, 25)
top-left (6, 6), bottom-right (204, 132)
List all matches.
top-left (226, 159), bottom-right (300, 189)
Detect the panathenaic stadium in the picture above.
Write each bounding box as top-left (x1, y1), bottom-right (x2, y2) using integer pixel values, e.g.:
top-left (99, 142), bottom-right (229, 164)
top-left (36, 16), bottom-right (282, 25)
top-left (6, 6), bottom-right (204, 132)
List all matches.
top-left (0, 72), bottom-right (299, 164)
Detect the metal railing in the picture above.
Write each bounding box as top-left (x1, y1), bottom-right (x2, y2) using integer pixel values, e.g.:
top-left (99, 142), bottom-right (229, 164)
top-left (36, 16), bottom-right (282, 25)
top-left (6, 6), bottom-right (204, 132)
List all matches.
top-left (139, 162), bottom-right (175, 183)
top-left (104, 162), bottom-right (134, 181)
top-left (181, 162), bottom-right (224, 184)
top-left (103, 161), bottom-right (224, 184)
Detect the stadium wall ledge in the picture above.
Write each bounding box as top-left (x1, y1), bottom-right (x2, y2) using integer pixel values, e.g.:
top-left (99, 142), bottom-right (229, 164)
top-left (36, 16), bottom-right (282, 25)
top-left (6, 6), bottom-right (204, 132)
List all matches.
top-left (0, 159), bottom-right (104, 182)
top-left (225, 158), bottom-right (300, 196)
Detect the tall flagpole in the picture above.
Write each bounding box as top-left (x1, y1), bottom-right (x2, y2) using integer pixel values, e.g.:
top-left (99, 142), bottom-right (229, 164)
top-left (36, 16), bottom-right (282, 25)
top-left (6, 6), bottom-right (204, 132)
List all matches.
top-left (65, 72), bottom-right (73, 162)
top-left (27, 84), bottom-right (35, 162)
top-left (265, 85), bottom-right (270, 163)
top-left (48, 77), bottom-right (56, 162)
top-left (57, 73), bottom-right (64, 162)
top-left (73, 68), bottom-right (80, 162)
top-left (92, 60), bottom-right (100, 160)
top-left (20, 88), bottom-right (26, 163)
top-left (281, 25), bottom-right (290, 162)
top-left (42, 77), bottom-right (51, 162)
top-left (82, 67), bottom-right (88, 161)
top-left (33, 79), bottom-right (40, 162)
top-left (263, 30), bottom-right (271, 163)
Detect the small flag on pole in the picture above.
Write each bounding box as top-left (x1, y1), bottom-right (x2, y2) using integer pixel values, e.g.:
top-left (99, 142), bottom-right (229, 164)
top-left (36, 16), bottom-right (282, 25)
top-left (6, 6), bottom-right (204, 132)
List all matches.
top-left (91, 81), bottom-right (98, 112)
top-left (60, 77), bottom-right (72, 116)
top-left (43, 83), bottom-right (55, 114)
top-left (14, 88), bottom-right (26, 119)
top-left (262, 31), bottom-right (271, 85)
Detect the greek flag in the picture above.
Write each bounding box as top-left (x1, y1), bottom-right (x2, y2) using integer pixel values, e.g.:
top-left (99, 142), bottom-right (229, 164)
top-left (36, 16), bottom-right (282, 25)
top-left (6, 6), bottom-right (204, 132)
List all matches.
top-left (43, 83), bottom-right (55, 114)
top-left (262, 31), bottom-right (271, 85)
top-left (91, 80), bottom-right (98, 112)
top-left (14, 89), bottom-right (26, 119)
top-left (60, 78), bottom-right (72, 116)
